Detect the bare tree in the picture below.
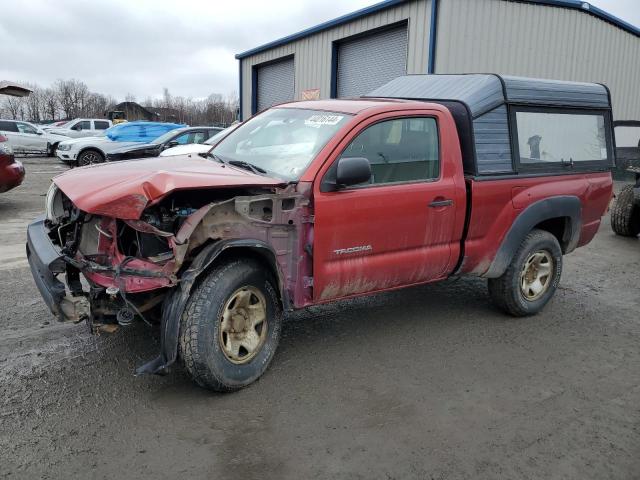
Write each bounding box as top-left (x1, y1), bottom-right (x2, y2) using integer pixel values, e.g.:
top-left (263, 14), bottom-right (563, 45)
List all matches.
top-left (3, 78), bottom-right (239, 126)
top-left (25, 84), bottom-right (43, 123)
top-left (54, 79), bottom-right (75, 119)
top-left (162, 87), bottom-right (172, 109)
top-left (70, 80), bottom-right (89, 117)
top-left (4, 96), bottom-right (25, 120)
top-left (42, 88), bottom-right (59, 120)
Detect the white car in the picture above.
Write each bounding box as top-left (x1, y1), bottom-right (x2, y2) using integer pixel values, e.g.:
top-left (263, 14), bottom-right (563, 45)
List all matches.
top-left (159, 125), bottom-right (238, 157)
top-left (44, 118), bottom-right (112, 138)
top-left (0, 119), bottom-right (71, 156)
top-left (56, 134), bottom-right (143, 166)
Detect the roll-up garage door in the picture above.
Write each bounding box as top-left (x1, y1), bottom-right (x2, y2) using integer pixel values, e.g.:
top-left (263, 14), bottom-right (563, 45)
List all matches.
top-left (337, 25), bottom-right (408, 98)
top-left (256, 57), bottom-right (295, 112)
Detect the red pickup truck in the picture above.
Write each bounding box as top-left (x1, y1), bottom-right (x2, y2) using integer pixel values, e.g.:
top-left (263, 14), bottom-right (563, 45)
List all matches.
top-left (27, 74), bottom-right (614, 391)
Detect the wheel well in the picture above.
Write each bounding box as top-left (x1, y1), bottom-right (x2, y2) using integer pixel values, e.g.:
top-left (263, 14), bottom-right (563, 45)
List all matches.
top-left (189, 243), bottom-right (285, 306)
top-left (78, 147), bottom-right (104, 158)
top-left (533, 217), bottom-right (571, 252)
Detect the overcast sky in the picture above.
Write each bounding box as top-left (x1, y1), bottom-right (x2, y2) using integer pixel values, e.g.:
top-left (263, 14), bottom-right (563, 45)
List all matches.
top-left (0, 0), bottom-right (637, 101)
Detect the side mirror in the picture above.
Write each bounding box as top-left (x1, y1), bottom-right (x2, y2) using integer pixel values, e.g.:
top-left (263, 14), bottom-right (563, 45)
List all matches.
top-left (336, 157), bottom-right (371, 187)
top-left (71, 124), bottom-right (81, 131)
top-left (167, 140), bottom-right (179, 148)
top-left (321, 157), bottom-right (371, 192)
top-left (36, 131), bottom-right (43, 135)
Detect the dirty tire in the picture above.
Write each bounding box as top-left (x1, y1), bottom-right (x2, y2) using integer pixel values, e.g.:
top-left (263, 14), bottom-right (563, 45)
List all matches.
top-left (47, 142), bottom-right (58, 157)
top-left (77, 149), bottom-right (104, 166)
top-left (488, 229), bottom-right (563, 317)
top-left (611, 185), bottom-right (640, 237)
top-left (178, 259), bottom-right (282, 392)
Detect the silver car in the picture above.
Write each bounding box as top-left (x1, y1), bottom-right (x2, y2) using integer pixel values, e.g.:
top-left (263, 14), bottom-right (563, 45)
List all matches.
top-left (0, 119), bottom-right (70, 156)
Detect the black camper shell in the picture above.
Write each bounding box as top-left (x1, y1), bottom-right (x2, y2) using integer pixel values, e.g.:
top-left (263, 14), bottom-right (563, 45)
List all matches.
top-left (365, 74), bottom-right (615, 178)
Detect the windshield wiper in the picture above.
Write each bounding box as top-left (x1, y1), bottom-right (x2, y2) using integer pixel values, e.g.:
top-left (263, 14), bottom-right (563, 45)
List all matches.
top-left (227, 160), bottom-right (267, 175)
top-left (207, 152), bottom-right (267, 175)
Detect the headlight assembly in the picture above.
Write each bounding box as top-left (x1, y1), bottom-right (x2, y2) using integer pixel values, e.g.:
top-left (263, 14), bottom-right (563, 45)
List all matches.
top-left (57, 143), bottom-right (71, 151)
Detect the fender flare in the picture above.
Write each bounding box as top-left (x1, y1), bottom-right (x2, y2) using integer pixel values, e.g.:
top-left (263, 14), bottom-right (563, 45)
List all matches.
top-left (77, 146), bottom-right (106, 161)
top-left (483, 195), bottom-right (582, 279)
top-left (135, 238), bottom-right (286, 375)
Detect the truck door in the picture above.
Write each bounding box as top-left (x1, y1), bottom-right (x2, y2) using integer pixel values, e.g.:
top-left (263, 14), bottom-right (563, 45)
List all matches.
top-left (312, 112), bottom-right (464, 302)
top-left (71, 120), bottom-right (93, 138)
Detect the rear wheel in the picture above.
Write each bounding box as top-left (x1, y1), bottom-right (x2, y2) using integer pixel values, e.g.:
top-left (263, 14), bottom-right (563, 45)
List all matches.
top-left (611, 185), bottom-right (640, 237)
top-left (179, 258), bottom-right (282, 391)
top-left (488, 229), bottom-right (563, 317)
top-left (77, 149), bottom-right (104, 166)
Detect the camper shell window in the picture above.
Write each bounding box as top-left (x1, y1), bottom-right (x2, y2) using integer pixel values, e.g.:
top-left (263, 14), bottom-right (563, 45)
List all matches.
top-left (510, 107), bottom-right (613, 172)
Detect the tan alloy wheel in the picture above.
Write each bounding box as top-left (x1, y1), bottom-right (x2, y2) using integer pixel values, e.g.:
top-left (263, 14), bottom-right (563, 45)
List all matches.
top-left (520, 250), bottom-right (554, 301)
top-left (219, 286), bottom-right (268, 364)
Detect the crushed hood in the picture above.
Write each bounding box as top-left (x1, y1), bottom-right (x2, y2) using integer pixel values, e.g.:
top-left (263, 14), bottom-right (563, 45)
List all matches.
top-left (53, 155), bottom-right (285, 219)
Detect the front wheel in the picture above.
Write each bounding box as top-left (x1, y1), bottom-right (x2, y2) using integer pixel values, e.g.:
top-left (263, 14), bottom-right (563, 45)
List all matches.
top-left (77, 149), bottom-right (104, 166)
top-left (179, 258), bottom-right (282, 391)
top-left (488, 229), bottom-right (563, 317)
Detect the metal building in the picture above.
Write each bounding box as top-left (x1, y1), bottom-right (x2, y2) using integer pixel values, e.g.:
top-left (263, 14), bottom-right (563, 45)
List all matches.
top-left (235, 0), bottom-right (640, 121)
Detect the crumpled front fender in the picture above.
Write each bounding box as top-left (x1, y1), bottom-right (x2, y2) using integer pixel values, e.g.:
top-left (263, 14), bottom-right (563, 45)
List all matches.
top-left (135, 239), bottom-right (284, 375)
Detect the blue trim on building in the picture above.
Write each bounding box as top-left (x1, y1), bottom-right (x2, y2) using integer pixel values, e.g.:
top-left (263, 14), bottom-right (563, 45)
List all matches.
top-left (427, 0), bottom-right (438, 73)
top-left (235, 0), bottom-right (639, 62)
top-left (330, 42), bottom-right (339, 98)
top-left (529, 0), bottom-right (639, 37)
top-left (251, 66), bottom-right (258, 115)
top-left (238, 59), bottom-right (243, 121)
top-left (235, 0), bottom-right (407, 59)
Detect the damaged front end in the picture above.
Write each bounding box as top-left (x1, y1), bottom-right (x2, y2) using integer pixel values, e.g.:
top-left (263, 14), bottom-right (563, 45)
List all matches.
top-left (27, 181), bottom-right (313, 372)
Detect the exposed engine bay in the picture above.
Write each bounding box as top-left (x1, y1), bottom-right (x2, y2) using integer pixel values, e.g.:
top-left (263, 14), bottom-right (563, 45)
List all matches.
top-left (44, 183), bottom-right (312, 330)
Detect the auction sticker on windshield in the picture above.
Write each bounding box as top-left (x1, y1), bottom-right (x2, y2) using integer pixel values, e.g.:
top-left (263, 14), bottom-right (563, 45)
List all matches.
top-left (305, 114), bottom-right (344, 127)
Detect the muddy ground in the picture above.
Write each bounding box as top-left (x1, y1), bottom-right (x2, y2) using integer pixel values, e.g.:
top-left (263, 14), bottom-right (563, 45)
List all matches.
top-left (0, 157), bottom-right (638, 479)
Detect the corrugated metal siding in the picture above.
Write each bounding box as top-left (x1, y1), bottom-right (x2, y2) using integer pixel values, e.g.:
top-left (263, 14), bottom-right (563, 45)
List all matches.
top-left (337, 25), bottom-right (408, 98)
top-left (256, 58), bottom-right (295, 111)
top-left (473, 105), bottom-right (513, 173)
top-left (435, 0), bottom-right (640, 120)
top-left (240, 0), bottom-right (431, 119)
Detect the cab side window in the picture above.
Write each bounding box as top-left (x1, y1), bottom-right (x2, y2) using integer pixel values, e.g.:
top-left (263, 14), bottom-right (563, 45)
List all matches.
top-left (94, 121), bottom-right (110, 130)
top-left (339, 117), bottom-right (439, 185)
top-left (16, 122), bottom-right (39, 135)
top-left (0, 121), bottom-right (19, 132)
top-left (173, 132), bottom-right (192, 145)
top-left (193, 131), bottom-right (207, 144)
top-left (73, 120), bottom-right (91, 131)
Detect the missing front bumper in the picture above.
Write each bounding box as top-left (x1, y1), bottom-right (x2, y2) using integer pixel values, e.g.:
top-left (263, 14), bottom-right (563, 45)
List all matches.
top-left (26, 215), bottom-right (89, 322)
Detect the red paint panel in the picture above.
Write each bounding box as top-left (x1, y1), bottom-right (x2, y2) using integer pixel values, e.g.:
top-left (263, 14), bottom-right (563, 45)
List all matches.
top-left (462, 172), bottom-right (612, 276)
top-left (311, 107), bottom-right (466, 302)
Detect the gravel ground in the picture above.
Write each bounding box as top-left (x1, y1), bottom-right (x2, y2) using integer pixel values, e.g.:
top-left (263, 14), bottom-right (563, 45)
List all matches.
top-left (1, 157), bottom-right (639, 479)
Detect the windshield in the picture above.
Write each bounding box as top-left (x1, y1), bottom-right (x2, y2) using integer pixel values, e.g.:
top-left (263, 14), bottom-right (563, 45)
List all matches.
top-left (212, 108), bottom-right (351, 180)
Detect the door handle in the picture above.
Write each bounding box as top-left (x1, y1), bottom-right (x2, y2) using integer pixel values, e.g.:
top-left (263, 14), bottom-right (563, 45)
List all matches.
top-left (429, 198), bottom-right (453, 208)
